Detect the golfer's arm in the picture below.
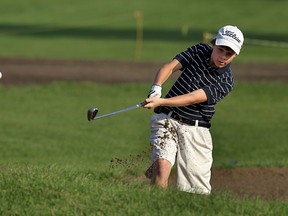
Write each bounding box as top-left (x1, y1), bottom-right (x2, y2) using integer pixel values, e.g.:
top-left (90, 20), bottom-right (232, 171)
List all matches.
top-left (153, 59), bottom-right (182, 86)
top-left (162, 89), bottom-right (208, 106)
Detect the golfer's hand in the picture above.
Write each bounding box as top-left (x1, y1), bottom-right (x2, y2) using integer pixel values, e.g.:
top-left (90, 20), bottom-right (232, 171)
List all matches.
top-left (143, 97), bottom-right (164, 109)
top-left (147, 84), bottom-right (162, 98)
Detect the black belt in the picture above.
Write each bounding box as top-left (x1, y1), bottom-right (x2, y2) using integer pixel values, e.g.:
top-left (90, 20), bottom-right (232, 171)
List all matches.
top-left (155, 107), bottom-right (211, 128)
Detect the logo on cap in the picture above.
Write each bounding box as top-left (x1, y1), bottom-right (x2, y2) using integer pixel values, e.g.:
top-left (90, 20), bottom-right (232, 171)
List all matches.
top-left (222, 30), bottom-right (241, 43)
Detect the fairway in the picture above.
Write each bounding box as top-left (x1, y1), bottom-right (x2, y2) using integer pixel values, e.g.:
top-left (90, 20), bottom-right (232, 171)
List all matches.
top-left (1, 58), bottom-right (288, 201)
top-left (1, 60), bottom-right (288, 215)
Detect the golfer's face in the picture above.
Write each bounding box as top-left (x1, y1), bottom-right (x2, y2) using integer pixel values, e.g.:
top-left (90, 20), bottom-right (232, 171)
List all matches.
top-left (211, 45), bottom-right (237, 68)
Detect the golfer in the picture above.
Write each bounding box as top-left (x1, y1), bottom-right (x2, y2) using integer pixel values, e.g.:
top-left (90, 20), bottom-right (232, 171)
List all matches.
top-left (143, 25), bottom-right (244, 194)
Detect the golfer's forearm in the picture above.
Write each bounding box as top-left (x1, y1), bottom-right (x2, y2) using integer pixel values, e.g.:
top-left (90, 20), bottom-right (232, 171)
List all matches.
top-left (162, 89), bottom-right (208, 107)
top-left (153, 66), bottom-right (173, 86)
top-left (153, 59), bottom-right (182, 86)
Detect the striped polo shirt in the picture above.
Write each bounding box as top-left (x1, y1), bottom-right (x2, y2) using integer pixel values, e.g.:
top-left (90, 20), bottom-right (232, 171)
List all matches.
top-left (164, 43), bottom-right (234, 123)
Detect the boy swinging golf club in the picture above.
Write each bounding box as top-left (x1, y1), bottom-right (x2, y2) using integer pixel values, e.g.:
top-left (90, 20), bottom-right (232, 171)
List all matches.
top-left (142, 25), bottom-right (244, 194)
top-left (87, 25), bottom-right (244, 195)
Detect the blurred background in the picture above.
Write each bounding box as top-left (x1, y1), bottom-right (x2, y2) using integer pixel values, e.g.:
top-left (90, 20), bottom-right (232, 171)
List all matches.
top-left (0, 0), bottom-right (287, 62)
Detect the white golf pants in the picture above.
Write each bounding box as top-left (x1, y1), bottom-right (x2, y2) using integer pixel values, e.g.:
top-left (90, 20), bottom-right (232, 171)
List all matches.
top-left (150, 113), bottom-right (213, 194)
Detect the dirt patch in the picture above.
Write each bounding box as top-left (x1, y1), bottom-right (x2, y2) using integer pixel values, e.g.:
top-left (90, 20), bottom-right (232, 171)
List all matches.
top-left (166, 168), bottom-right (288, 200)
top-left (1, 57), bottom-right (288, 200)
top-left (211, 168), bottom-right (288, 200)
top-left (1, 57), bottom-right (288, 85)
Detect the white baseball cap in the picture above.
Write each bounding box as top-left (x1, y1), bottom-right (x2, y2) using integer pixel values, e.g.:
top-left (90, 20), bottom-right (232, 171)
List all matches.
top-left (215, 25), bottom-right (244, 55)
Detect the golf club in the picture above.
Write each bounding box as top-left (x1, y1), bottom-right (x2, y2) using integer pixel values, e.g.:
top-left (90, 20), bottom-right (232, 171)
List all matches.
top-left (87, 102), bottom-right (145, 121)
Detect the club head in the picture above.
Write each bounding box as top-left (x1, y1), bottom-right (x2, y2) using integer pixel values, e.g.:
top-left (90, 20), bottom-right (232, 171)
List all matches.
top-left (87, 108), bottom-right (98, 121)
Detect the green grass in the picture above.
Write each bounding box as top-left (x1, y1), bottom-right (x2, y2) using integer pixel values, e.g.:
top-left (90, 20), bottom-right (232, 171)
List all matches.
top-left (0, 0), bottom-right (287, 62)
top-left (1, 82), bottom-right (287, 168)
top-left (0, 82), bottom-right (288, 215)
top-left (212, 83), bottom-right (288, 167)
top-left (0, 82), bottom-right (150, 168)
top-left (1, 165), bottom-right (288, 216)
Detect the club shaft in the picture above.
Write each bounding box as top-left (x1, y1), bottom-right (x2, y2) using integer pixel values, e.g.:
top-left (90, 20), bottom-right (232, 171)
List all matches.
top-left (94, 103), bottom-right (143, 120)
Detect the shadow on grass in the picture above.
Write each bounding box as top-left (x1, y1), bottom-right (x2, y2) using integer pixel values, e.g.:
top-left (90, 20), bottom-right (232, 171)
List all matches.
top-left (0, 23), bottom-right (287, 43)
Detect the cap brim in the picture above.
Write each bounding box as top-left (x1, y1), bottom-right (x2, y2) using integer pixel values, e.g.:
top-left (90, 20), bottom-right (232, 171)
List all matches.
top-left (215, 39), bottom-right (240, 55)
